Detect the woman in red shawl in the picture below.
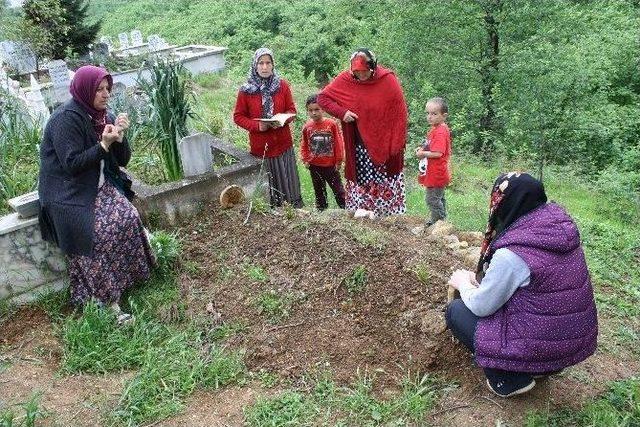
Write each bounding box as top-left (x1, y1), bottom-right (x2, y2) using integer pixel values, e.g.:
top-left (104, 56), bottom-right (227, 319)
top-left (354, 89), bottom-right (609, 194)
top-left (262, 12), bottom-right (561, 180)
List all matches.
top-left (318, 49), bottom-right (408, 217)
top-left (38, 65), bottom-right (154, 323)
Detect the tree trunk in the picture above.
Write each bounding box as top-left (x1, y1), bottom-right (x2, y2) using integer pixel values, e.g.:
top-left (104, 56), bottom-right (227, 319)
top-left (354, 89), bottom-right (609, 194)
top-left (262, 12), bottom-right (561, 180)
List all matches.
top-left (475, 0), bottom-right (502, 155)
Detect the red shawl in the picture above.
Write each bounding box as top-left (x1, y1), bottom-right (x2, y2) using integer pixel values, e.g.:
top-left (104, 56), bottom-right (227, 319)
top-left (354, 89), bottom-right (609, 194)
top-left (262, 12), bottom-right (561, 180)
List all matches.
top-left (319, 66), bottom-right (407, 166)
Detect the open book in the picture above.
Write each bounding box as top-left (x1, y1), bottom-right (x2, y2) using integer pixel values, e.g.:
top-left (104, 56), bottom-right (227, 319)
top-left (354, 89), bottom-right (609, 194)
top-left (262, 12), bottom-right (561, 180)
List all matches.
top-left (253, 113), bottom-right (296, 127)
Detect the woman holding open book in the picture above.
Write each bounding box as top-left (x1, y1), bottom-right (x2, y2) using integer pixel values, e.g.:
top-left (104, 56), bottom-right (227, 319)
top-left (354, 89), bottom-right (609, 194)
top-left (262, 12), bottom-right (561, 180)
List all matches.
top-left (318, 48), bottom-right (408, 217)
top-left (233, 47), bottom-right (303, 208)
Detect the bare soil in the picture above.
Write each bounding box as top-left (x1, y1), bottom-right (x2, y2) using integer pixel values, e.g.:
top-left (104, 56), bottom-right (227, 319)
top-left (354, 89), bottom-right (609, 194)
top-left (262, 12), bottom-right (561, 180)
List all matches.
top-left (1, 205), bottom-right (637, 426)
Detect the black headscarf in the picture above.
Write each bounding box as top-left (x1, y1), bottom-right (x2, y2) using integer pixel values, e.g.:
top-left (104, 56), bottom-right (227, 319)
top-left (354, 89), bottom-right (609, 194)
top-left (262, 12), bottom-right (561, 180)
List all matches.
top-left (476, 172), bottom-right (548, 280)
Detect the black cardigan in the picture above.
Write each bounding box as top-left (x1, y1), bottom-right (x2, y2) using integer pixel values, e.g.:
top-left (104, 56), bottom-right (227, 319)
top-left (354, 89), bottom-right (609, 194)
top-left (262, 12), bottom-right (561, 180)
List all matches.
top-left (38, 99), bottom-right (131, 256)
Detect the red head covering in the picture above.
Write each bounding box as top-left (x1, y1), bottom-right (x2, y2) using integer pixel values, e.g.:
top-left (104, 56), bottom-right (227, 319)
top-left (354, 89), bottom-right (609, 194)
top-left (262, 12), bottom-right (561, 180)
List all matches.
top-left (350, 55), bottom-right (370, 72)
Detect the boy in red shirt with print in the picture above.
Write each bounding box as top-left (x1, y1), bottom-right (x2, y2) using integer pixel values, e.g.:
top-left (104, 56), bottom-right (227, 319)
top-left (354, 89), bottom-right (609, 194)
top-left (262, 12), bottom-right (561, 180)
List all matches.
top-left (300, 94), bottom-right (346, 211)
top-left (416, 97), bottom-right (452, 226)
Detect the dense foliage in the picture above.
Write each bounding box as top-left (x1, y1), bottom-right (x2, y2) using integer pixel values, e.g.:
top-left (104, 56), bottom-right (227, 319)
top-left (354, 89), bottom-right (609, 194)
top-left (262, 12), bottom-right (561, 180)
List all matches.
top-left (90, 0), bottom-right (639, 190)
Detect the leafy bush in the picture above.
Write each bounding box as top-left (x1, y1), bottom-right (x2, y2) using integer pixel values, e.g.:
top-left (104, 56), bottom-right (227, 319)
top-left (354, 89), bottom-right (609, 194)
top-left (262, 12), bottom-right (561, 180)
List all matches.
top-left (149, 230), bottom-right (181, 273)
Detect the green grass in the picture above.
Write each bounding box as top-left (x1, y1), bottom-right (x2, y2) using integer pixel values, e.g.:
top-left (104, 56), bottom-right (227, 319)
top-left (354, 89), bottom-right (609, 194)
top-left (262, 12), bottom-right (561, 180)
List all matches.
top-left (244, 371), bottom-right (443, 426)
top-left (0, 393), bottom-right (43, 427)
top-left (245, 391), bottom-right (314, 427)
top-left (112, 329), bottom-right (244, 425)
top-left (525, 377), bottom-right (640, 427)
top-left (60, 301), bottom-right (169, 374)
top-left (244, 264), bottom-right (268, 282)
top-left (413, 262), bottom-right (431, 285)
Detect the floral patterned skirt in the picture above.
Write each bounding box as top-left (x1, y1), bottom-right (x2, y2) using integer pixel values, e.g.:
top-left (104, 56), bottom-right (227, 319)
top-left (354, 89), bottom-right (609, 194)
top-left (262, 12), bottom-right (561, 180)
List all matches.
top-left (68, 181), bottom-right (154, 305)
top-left (345, 142), bottom-right (406, 217)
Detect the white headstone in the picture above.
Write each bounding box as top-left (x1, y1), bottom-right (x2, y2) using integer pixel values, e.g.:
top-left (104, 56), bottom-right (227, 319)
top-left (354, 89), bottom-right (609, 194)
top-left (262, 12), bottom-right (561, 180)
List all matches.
top-left (25, 75), bottom-right (49, 127)
top-left (47, 60), bottom-right (71, 88)
top-left (179, 133), bottom-right (214, 177)
top-left (148, 35), bottom-right (161, 52)
top-left (118, 33), bottom-right (129, 49)
top-left (130, 30), bottom-right (144, 47)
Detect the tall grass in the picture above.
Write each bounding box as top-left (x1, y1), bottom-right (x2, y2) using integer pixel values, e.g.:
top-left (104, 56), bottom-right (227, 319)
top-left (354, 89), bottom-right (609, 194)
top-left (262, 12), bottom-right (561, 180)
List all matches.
top-left (0, 90), bottom-right (41, 214)
top-left (139, 60), bottom-right (195, 181)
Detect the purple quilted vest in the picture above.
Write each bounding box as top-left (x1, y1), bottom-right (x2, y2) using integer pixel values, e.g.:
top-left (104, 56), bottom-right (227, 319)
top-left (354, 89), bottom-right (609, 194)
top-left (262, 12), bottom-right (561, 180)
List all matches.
top-left (474, 203), bottom-right (598, 373)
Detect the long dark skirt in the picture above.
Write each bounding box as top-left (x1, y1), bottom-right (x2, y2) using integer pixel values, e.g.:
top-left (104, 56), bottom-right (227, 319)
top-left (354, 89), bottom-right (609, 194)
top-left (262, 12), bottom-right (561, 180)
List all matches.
top-left (68, 181), bottom-right (154, 305)
top-left (264, 147), bottom-right (304, 208)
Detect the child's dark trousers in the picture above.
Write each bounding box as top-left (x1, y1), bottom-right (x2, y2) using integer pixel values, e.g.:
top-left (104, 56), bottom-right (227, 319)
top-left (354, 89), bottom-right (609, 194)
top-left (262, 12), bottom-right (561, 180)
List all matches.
top-left (309, 165), bottom-right (346, 211)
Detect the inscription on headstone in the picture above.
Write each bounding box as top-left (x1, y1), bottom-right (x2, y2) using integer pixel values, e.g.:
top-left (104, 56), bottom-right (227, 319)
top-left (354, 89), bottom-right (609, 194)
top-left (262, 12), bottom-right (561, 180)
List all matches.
top-left (47, 60), bottom-right (70, 88)
top-left (118, 33), bottom-right (129, 49)
top-left (130, 30), bottom-right (144, 47)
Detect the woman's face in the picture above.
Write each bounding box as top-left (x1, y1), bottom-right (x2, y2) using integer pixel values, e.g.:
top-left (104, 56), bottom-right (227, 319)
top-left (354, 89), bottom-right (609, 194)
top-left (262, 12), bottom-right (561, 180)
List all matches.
top-left (92, 78), bottom-right (110, 111)
top-left (256, 54), bottom-right (274, 78)
top-left (353, 69), bottom-right (373, 81)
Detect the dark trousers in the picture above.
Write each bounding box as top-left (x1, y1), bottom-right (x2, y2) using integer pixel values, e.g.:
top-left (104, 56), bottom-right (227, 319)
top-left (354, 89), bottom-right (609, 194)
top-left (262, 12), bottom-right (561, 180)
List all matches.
top-left (445, 299), bottom-right (532, 385)
top-left (309, 164), bottom-right (346, 211)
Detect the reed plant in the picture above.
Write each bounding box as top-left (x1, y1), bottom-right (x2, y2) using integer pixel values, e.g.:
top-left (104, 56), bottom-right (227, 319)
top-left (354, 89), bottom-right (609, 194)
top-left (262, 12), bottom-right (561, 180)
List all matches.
top-left (0, 90), bottom-right (41, 213)
top-left (138, 60), bottom-right (195, 181)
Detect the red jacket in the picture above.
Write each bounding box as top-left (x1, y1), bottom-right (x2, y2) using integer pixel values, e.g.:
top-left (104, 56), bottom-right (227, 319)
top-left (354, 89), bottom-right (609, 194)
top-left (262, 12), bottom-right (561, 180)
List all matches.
top-left (300, 118), bottom-right (344, 167)
top-left (418, 123), bottom-right (452, 188)
top-left (233, 79), bottom-right (296, 158)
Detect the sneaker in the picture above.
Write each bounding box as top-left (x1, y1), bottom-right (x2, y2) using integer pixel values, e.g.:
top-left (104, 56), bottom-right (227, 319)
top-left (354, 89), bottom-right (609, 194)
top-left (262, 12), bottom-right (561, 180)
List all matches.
top-left (486, 377), bottom-right (536, 398)
top-left (533, 369), bottom-right (563, 379)
top-left (117, 312), bottom-right (135, 325)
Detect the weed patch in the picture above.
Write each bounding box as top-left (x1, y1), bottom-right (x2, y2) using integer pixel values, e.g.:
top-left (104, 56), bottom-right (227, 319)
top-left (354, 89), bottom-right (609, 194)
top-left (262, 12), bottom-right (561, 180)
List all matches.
top-left (343, 265), bottom-right (367, 295)
top-left (0, 393), bottom-right (42, 427)
top-left (255, 290), bottom-right (293, 323)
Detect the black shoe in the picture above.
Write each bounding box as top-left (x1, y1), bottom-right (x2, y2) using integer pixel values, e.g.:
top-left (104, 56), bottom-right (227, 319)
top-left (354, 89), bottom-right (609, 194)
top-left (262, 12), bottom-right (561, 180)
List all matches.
top-left (486, 376), bottom-right (535, 398)
top-left (532, 369), bottom-right (563, 379)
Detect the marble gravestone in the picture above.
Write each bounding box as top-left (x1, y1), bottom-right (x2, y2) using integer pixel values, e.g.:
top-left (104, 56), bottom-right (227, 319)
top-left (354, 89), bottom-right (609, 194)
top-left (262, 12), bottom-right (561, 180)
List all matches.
top-left (179, 133), bottom-right (214, 177)
top-left (48, 59), bottom-right (72, 104)
top-left (118, 33), bottom-right (129, 49)
top-left (130, 30), bottom-right (144, 47)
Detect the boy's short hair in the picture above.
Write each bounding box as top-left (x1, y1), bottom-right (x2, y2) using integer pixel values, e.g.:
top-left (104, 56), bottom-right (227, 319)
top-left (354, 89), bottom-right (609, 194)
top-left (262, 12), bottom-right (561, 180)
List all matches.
top-left (306, 94), bottom-right (319, 107)
top-left (427, 97), bottom-right (448, 114)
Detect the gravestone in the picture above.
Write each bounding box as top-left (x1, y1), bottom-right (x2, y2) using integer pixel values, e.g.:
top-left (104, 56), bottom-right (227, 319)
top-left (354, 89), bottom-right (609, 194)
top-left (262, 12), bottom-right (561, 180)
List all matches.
top-left (25, 75), bottom-right (49, 126)
top-left (48, 59), bottom-right (71, 104)
top-left (48, 60), bottom-right (70, 88)
top-left (94, 42), bottom-right (110, 59)
top-left (118, 33), bottom-right (129, 49)
top-left (0, 41), bottom-right (36, 74)
top-left (148, 34), bottom-right (161, 52)
top-left (179, 133), bottom-right (214, 177)
top-left (130, 30), bottom-right (144, 47)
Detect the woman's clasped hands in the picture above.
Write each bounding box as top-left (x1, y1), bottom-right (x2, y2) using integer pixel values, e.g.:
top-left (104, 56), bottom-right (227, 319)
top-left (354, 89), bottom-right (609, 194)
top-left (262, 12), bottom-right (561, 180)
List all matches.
top-left (447, 269), bottom-right (479, 290)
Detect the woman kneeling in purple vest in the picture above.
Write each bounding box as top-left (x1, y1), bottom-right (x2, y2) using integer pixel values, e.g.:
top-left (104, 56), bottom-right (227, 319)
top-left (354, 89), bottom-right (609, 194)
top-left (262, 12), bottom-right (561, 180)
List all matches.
top-left (445, 172), bottom-right (598, 398)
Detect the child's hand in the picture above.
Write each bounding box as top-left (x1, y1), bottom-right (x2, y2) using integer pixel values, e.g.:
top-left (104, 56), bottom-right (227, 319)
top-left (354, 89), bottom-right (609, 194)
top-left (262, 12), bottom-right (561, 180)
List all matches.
top-left (415, 147), bottom-right (425, 159)
top-left (303, 162), bottom-right (310, 168)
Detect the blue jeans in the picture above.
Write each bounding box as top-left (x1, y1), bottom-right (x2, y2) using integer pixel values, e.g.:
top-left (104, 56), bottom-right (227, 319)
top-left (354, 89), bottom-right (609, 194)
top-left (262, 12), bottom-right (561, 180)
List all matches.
top-left (445, 299), bottom-right (532, 385)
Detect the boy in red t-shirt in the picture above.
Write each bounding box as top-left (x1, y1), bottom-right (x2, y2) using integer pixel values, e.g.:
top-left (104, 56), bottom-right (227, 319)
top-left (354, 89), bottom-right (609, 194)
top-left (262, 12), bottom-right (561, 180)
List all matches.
top-left (300, 94), bottom-right (346, 210)
top-left (416, 97), bottom-right (452, 225)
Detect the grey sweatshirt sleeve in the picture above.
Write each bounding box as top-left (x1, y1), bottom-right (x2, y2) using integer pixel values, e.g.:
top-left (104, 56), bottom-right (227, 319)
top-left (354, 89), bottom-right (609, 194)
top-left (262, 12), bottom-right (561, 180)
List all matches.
top-left (460, 248), bottom-right (531, 317)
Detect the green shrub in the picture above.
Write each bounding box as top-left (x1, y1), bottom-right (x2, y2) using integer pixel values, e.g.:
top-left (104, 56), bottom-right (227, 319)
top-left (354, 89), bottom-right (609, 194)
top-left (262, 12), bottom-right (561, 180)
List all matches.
top-left (149, 230), bottom-right (181, 273)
